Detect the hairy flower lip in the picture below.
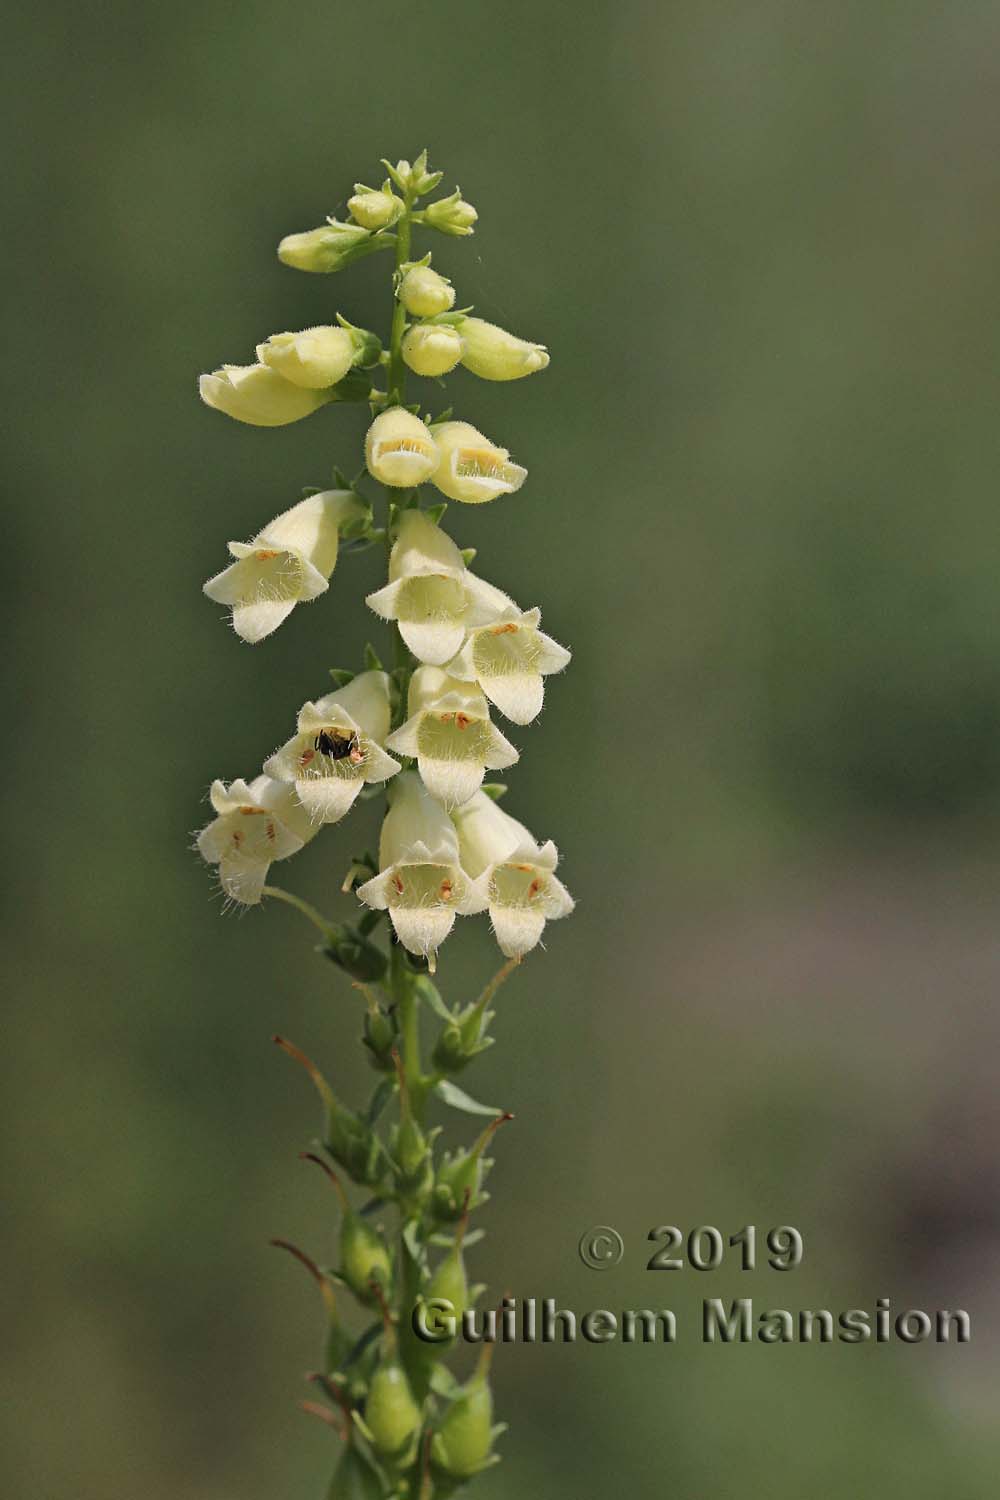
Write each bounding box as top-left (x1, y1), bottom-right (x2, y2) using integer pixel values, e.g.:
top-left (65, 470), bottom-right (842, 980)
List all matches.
top-left (429, 421), bottom-right (527, 505)
top-left (197, 775), bottom-right (318, 906)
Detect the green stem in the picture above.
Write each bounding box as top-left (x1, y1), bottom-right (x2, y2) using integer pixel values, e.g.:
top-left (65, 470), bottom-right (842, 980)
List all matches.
top-left (387, 208), bottom-right (412, 404)
top-left (261, 884), bottom-right (335, 940)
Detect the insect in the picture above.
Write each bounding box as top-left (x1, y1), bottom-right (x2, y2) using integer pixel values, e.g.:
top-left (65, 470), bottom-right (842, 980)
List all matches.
top-left (313, 727), bottom-right (363, 763)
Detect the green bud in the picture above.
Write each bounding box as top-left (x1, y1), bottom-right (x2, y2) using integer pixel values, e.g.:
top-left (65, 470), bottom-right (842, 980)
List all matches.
top-left (398, 263), bottom-right (456, 318)
top-left (365, 1358), bottom-right (421, 1459)
top-left (402, 323), bottom-right (464, 378)
top-left (390, 1050), bottom-right (433, 1201)
top-left (432, 1356), bottom-right (501, 1479)
top-left (458, 317), bottom-right (550, 381)
top-left (423, 189), bottom-right (478, 237)
top-left (278, 220), bottom-right (379, 273)
top-left (327, 1442), bottom-right (385, 1500)
top-left (422, 1233), bottom-right (468, 1351)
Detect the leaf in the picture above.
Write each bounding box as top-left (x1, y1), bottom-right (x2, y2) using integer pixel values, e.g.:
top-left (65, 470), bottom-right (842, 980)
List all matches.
top-left (423, 502), bottom-right (448, 526)
top-left (428, 1227), bottom-right (486, 1250)
top-left (412, 975), bottom-right (454, 1022)
top-left (329, 668), bottom-right (355, 687)
top-left (366, 1078), bottom-right (396, 1127)
top-left (429, 1364), bottom-right (463, 1399)
top-left (480, 783), bottom-right (508, 802)
top-left (402, 1218), bottom-right (425, 1265)
top-left (343, 1320), bottom-right (383, 1369)
top-left (433, 1080), bottom-right (501, 1117)
top-left (363, 643), bottom-right (384, 672)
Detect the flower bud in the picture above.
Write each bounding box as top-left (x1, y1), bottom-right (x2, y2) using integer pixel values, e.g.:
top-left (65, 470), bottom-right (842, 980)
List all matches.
top-left (199, 363), bottom-right (333, 427)
top-left (257, 326), bottom-right (356, 389)
top-left (348, 185), bottom-right (404, 230)
top-left (398, 264), bottom-right (456, 317)
top-left (323, 924), bottom-right (388, 984)
top-left (278, 220), bottom-right (372, 273)
top-left (429, 421), bottom-right (526, 504)
top-left (365, 1358), bottom-right (422, 1459)
top-left (365, 407), bottom-right (438, 488)
top-left (458, 317), bottom-right (549, 381)
top-left (424, 189), bottom-right (478, 236)
top-left (402, 324), bottom-right (464, 378)
top-left (274, 1037), bottom-right (388, 1189)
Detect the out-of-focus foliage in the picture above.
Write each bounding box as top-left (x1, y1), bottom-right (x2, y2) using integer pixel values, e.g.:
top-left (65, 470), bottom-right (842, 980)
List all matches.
top-left (3, 3), bottom-right (1000, 1497)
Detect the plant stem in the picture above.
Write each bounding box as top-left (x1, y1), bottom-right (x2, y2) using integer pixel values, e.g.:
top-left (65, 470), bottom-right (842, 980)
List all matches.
top-left (261, 884), bottom-right (335, 940)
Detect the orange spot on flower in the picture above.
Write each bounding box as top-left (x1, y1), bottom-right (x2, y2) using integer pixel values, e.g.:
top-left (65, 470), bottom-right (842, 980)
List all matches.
top-left (439, 879), bottom-right (454, 902)
top-left (238, 805), bottom-right (267, 816)
top-left (490, 623), bottom-right (519, 636)
top-left (255, 548), bottom-right (282, 561)
top-left (455, 713), bottom-right (471, 730)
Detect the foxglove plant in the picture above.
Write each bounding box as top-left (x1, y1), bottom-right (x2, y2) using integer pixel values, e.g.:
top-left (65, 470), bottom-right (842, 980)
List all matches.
top-left (194, 152), bottom-right (573, 1498)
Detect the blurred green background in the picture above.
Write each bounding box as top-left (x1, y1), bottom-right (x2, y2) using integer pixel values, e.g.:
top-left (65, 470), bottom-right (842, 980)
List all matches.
top-left (5, 1), bottom-right (1000, 1495)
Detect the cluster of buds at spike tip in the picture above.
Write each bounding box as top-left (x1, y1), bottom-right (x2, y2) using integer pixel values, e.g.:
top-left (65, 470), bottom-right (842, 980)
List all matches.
top-left (192, 152), bottom-right (578, 1500)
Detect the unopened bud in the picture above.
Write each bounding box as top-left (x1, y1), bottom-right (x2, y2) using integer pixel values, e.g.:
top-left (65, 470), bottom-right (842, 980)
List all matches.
top-left (198, 363), bottom-right (332, 427)
top-left (458, 317), bottom-right (549, 381)
top-left (348, 185), bottom-right (404, 230)
top-left (402, 324), bottom-right (464, 378)
top-left (257, 326), bottom-right (356, 389)
top-left (424, 190), bottom-right (478, 237)
top-left (399, 264), bottom-right (456, 318)
top-left (278, 220), bottom-right (372, 273)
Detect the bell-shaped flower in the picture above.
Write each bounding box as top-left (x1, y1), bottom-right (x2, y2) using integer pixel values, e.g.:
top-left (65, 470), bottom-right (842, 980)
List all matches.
top-left (445, 606), bottom-right (571, 724)
top-left (263, 670), bottom-right (400, 825)
top-left (256, 326), bottom-right (357, 389)
top-left (198, 362), bottom-right (334, 426)
top-left (365, 407), bottom-right (438, 488)
top-left (429, 421), bottom-right (527, 504)
top-left (357, 772), bottom-right (485, 967)
top-left (203, 490), bottom-right (366, 644)
top-left (458, 317), bottom-right (550, 381)
top-left (386, 666), bottom-right (518, 810)
top-left (402, 323), bottom-right (464, 377)
top-left (196, 774), bottom-right (318, 906)
top-left (451, 791), bottom-right (574, 958)
top-left (366, 509), bottom-right (513, 666)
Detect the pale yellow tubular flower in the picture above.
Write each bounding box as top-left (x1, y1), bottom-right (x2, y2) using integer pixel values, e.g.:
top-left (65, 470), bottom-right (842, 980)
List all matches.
top-left (451, 791), bottom-right (574, 959)
top-left (356, 772), bottom-right (486, 968)
top-left (429, 420), bottom-right (527, 504)
top-left (263, 670), bottom-right (400, 825)
top-left (365, 407), bottom-right (438, 487)
top-left (198, 363), bottom-right (333, 426)
top-left (366, 509), bottom-right (513, 666)
top-left (458, 318), bottom-right (550, 381)
top-left (386, 665), bottom-right (518, 810)
top-left (196, 775), bottom-right (319, 906)
top-left (401, 324), bottom-right (465, 378)
top-left (445, 605), bottom-right (571, 724)
top-left (203, 490), bottom-right (366, 643)
top-left (257, 326), bottom-right (356, 389)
